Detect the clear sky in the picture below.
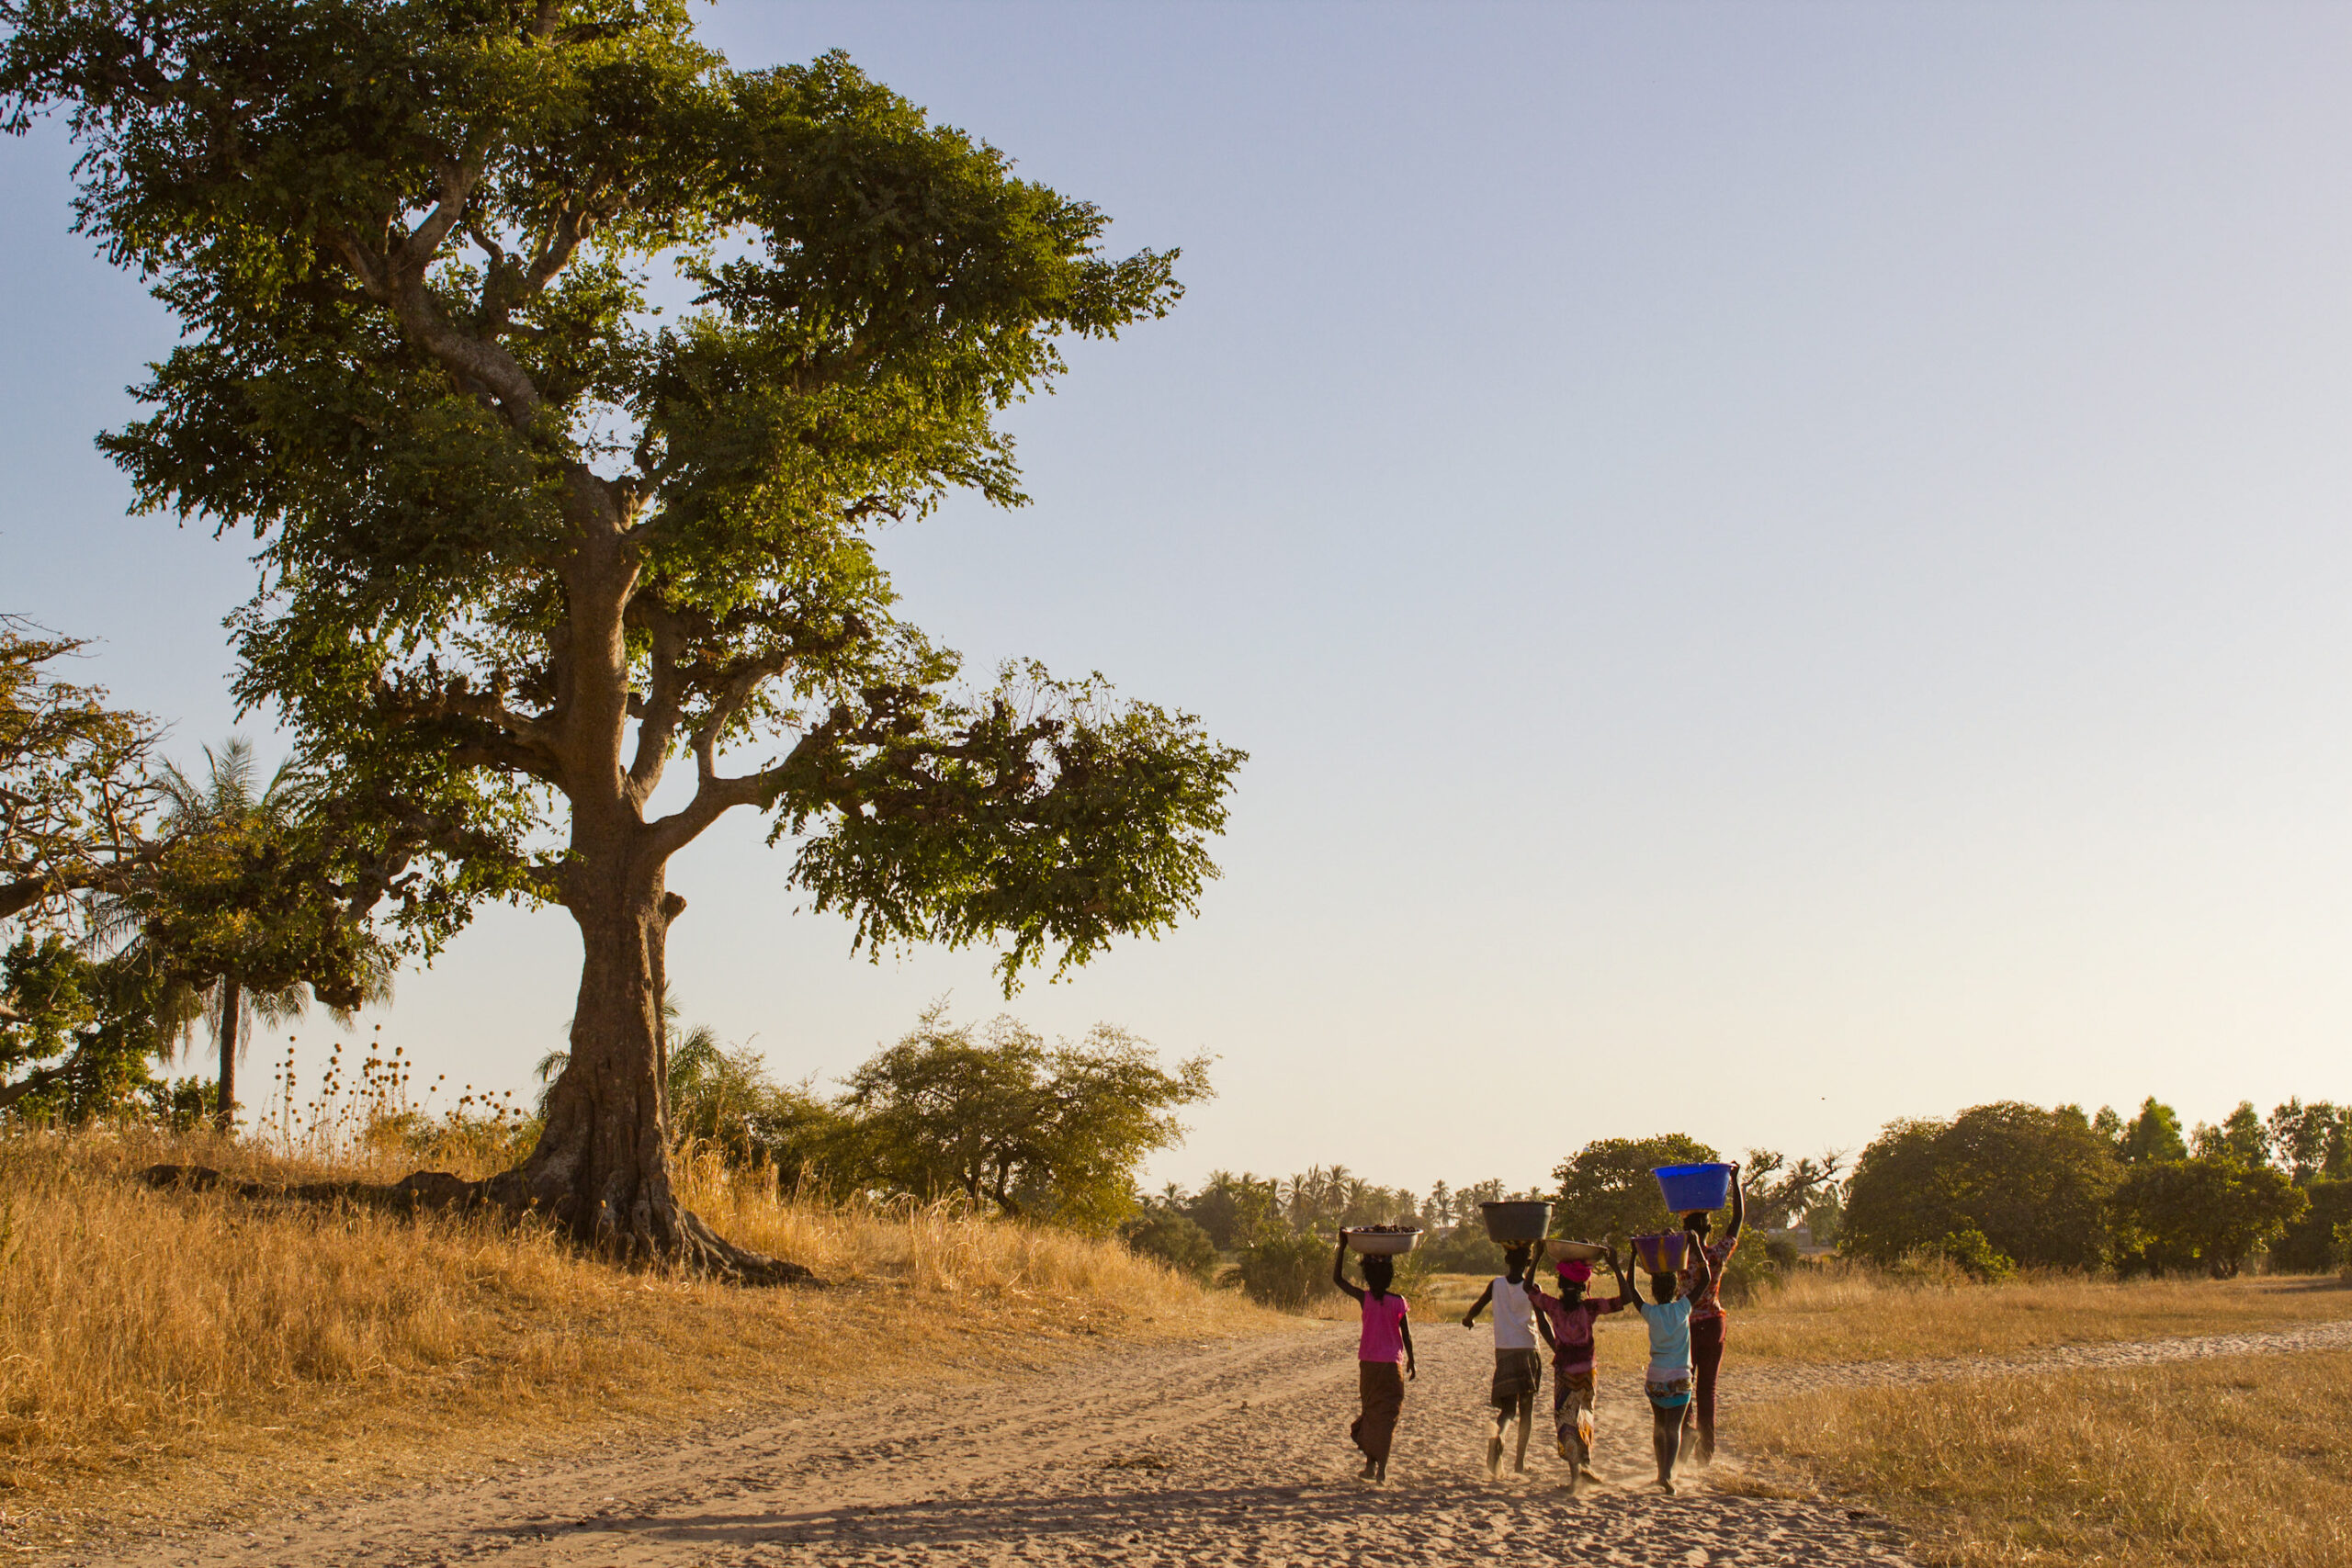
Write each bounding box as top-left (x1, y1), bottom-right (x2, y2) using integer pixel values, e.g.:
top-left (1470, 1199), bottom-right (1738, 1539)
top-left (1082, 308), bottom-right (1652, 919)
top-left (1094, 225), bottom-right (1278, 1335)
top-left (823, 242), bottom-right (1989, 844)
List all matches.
top-left (6, 2), bottom-right (2350, 1196)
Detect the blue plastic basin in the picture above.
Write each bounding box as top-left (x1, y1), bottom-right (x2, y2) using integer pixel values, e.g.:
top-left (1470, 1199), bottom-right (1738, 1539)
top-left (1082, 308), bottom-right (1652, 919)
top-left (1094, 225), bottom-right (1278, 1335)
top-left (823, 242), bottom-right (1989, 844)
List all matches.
top-left (1653, 1162), bottom-right (1735, 1213)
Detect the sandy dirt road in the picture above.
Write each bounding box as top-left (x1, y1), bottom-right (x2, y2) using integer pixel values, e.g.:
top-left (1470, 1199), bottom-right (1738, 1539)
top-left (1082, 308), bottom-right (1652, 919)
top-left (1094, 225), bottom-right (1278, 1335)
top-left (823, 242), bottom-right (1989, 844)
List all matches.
top-left (73, 1317), bottom-right (2352, 1568)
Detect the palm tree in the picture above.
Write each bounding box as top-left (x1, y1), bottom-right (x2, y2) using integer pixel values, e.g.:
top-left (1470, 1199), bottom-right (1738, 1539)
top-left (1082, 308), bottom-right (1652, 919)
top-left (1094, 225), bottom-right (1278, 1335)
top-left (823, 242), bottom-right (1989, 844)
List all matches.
top-left (94, 739), bottom-right (392, 1131)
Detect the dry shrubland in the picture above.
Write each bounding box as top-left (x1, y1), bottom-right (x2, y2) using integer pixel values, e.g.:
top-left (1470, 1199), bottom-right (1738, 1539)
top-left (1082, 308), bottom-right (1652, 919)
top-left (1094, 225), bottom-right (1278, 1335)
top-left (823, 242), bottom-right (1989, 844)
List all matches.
top-left (0, 1127), bottom-right (1269, 1543)
top-left (1739, 1349), bottom-right (2352, 1567)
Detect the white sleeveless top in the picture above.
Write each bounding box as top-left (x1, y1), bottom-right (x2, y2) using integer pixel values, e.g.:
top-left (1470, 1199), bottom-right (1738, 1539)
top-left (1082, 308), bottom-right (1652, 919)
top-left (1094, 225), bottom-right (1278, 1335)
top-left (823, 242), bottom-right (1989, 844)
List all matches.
top-left (1489, 1278), bottom-right (1538, 1350)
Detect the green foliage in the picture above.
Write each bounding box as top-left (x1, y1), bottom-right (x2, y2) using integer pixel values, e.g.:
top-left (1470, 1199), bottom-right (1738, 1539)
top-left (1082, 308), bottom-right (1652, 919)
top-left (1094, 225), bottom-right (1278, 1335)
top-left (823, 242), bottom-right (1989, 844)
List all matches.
top-left (2265, 1099), bottom-right (2346, 1184)
top-left (100, 739), bottom-right (395, 1029)
top-left (0, 934), bottom-right (167, 1122)
top-left (1550, 1134), bottom-right (1720, 1245)
top-left (1176, 1170), bottom-right (1281, 1252)
top-left (0, 618), bottom-right (161, 924)
top-left (841, 1007), bottom-right (1210, 1233)
top-left (1842, 1102), bottom-right (2119, 1269)
top-left (2191, 1101), bottom-right (2271, 1166)
top-left (2110, 1156), bottom-right (2309, 1279)
top-left (2271, 1179), bottom-right (2352, 1274)
top-left (1420, 1221), bottom-right (1512, 1277)
top-left (1236, 1228), bottom-right (1337, 1311)
top-left (2334, 1221), bottom-right (2352, 1283)
top-left (139, 1075), bottom-right (219, 1131)
top-left (0, 3), bottom-right (1240, 990)
top-left (1118, 1202), bottom-right (1217, 1282)
top-left (663, 1025), bottom-right (854, 1185)
top-left (2114, 1097), bottom-right (2188, 1164)
top-left (1928, 1226), bottom-right (2017, 1283)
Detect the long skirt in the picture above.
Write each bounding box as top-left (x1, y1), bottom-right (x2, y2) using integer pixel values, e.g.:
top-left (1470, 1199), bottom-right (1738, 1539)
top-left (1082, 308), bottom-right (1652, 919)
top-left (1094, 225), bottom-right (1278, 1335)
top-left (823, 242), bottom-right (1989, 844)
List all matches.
top-left (1351, 1360), bottom-right (1405, 1461)
top-left (1687, 1314), bottom-right (1726, 1440)
top-left (1553, 1367), bottom-right (1597, 1466)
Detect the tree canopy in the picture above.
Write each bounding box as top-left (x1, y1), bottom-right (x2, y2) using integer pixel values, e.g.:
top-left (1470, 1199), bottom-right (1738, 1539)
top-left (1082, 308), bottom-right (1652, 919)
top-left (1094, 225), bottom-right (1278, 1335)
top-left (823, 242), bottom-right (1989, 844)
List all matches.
top-left (1550, 1134), bottom-right (1721, 1246)
top-left (842, 1009), bottom-right (1211, 1232)
top-left (1841, 1102), bottom-right (2120, 1270)
top-left (0, 620), bottom-right (160, 925)
top-left (2, 0), bottom-right (1242, 1273)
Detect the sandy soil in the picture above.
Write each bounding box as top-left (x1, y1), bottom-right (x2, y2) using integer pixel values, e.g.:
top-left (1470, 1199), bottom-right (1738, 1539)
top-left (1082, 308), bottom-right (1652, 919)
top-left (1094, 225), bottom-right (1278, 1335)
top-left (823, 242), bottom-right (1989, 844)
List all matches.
top-left (65, 1317), bottom-right (2352, 1568)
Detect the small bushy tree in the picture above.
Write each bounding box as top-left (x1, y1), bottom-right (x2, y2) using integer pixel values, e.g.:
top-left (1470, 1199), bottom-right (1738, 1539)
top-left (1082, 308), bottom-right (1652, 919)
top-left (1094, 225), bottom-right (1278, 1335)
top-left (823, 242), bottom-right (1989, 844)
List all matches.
top-left (1236, 1228), bottom-right (1336, 1310)
top-left (1119, 1202), bottom-right (1217, 1281)
top-left (2111, 1156), bottom-right (2307, 1279)
top-left (1842, 1103), bottom-right (2118, 1269)
top-left (1551, 1134), bottom-right (1719, 1244)
top-left (842, 1009), bottom-right (1210, 1232)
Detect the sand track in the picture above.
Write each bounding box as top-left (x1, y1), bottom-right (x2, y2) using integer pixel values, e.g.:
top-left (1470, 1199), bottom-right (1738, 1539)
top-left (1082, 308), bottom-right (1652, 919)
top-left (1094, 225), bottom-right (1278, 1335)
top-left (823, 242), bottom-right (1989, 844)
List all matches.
top-left (74, 1317), bottom-right (2352, 1568)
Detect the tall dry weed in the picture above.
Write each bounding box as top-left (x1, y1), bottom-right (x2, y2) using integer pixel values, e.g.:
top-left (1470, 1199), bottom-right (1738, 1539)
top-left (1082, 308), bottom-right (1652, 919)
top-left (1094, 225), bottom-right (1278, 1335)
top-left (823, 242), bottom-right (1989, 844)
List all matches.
top-left (1742, 1350), bottom-right (2352, 1566)
top-left (0, 1127), bottom-right (1253, 1529)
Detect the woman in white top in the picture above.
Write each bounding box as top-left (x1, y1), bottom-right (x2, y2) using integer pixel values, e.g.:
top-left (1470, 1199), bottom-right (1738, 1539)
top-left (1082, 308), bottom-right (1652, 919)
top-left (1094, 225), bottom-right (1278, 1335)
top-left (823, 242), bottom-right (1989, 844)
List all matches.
top-left (1462, 1243), bottom-right (1544, 1477)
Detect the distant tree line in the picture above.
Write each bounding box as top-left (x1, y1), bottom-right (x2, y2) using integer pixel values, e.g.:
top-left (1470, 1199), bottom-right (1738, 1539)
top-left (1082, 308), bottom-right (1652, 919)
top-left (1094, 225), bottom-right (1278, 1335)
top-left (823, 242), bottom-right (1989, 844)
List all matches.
top-left (1840, 1096), bottom-right (2345, 1280)
top-left (1120, 1134), bottom-right (1849, 1307)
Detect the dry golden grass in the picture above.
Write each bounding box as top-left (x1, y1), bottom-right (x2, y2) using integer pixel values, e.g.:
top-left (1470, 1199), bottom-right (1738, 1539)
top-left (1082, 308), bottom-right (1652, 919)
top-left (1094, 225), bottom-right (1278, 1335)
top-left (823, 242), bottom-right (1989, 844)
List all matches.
top-left (1736, 1350), bottom-right (2352, 1567)
top-left (0, 1128), bottom-right (1273, 1549)
top-left (1732, 1262), bottom-right (2352, 1365)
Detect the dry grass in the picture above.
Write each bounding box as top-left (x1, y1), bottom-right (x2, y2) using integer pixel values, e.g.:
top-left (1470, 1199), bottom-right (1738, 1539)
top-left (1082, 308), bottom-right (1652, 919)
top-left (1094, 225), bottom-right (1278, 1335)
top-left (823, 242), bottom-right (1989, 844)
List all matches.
top-left (1736, 1350), bottom-right (2352, 1567)
top-left (0, 1127), bottom-right (1272, 1549)
top-left (1732, 1262), bottom-right (2351, 1365)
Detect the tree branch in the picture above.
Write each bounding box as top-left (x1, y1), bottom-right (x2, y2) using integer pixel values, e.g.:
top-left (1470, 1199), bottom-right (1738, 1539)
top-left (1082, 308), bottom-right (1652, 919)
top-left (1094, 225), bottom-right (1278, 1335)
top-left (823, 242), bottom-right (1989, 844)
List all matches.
top-left (626, 602), bottom-right (690, 800)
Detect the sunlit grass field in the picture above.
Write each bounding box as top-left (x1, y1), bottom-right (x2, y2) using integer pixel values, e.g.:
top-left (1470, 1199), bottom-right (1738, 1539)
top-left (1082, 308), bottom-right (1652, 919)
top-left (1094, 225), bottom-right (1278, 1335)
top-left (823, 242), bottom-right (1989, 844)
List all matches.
top-left (1736, 1350), bottom-right (2352, 1567)
top-left (0, 1128), bottom-right (1271, 1546)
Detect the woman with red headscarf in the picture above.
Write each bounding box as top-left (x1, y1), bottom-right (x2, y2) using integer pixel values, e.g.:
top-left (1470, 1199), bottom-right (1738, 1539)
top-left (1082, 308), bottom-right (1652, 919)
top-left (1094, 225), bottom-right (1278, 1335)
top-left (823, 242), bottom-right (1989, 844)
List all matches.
top-left (1526, 1246), bottom-right (1630, 1495)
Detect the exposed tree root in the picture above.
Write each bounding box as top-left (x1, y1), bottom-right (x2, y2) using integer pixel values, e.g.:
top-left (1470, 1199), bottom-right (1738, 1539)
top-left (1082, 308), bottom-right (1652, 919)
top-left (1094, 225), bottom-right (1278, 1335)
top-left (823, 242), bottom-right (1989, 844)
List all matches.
top-left (138, 1164), bottom-right (816, 1285)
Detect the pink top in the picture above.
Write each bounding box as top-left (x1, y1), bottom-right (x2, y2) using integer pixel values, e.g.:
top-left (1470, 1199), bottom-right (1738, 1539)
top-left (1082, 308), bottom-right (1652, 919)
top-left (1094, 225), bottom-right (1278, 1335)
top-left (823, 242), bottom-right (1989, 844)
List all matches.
top-left (1357, 1292), bottom-right (1409, 1363)
top-left (1527, 1280), bottom-right (1623, 1374)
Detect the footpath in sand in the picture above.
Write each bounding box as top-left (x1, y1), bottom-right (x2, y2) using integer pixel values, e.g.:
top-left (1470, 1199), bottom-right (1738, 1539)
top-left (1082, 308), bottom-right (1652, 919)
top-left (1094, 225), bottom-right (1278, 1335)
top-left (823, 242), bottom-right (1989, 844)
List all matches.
top-left (74, 1317), bottom-right (2352, 1568)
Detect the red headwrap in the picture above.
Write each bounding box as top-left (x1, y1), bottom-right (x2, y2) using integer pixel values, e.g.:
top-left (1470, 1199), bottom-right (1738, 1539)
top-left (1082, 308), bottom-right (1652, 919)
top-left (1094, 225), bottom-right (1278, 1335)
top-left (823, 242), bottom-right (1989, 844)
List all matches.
top-left (1556, 1259), bottom-right (1593, 1283)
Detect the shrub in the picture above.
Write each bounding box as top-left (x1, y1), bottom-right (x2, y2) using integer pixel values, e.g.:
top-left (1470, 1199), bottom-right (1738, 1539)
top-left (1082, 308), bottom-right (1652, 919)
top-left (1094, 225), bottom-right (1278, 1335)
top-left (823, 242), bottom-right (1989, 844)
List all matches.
top-left (1237, 1228), bottom-right (1338, 1310)
top-left (2270, 1179), bottom-right (2352, 1273)
top-left (1933, 1226), bottom-right (2018, 1283)
top-left (1120, 1207), bottom-right (1217, 1281)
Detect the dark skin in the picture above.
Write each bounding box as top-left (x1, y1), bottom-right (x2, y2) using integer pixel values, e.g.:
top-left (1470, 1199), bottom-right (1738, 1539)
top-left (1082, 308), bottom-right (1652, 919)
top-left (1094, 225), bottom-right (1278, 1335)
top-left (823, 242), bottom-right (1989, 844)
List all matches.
top-left (1529, 1247), bottom-right (1628, 1490)
top-left (1681, 1163), bottom-right (1745, 1463)
top-left (1464, 1243), bottom-right (1547, 1475)
top-left (1638, 1235), bottom-right (1714, 1492)
top-left (1333, 1238), bottom-right (1416, 1482)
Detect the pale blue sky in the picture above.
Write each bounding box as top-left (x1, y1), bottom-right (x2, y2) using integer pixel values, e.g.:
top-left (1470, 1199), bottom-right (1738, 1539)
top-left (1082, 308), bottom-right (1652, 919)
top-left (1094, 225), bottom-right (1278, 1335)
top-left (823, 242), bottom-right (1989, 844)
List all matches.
top-left (5, 3), bottom-right (2350, 1193)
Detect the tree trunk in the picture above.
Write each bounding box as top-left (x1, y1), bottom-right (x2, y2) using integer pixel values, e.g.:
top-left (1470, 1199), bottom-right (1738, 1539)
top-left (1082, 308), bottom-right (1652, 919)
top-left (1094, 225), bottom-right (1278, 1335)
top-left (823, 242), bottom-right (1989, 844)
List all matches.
top-left (483, 852), bottom-right (808, 1283)
top-left (215, 975), bottom-right (241, 1134)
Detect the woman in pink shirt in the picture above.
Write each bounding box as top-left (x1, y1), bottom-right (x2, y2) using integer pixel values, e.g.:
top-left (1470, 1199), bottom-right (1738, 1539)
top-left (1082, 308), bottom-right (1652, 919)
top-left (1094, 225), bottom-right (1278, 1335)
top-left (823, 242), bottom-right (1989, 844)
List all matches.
top-left (1332, 1236), bottom-right (1416, 1482)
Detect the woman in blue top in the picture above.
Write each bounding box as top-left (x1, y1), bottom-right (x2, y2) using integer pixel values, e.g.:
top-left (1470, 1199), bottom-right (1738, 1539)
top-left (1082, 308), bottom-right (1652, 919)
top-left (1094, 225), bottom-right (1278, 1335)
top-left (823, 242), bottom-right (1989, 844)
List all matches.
top-left (1629, 1240), bottom-right (1714, 1493)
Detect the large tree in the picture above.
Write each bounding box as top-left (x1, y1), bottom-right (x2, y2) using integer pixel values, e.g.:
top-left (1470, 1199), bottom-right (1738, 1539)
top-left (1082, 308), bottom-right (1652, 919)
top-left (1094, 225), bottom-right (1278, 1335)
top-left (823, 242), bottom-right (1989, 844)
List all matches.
top-left (3, 2), bottom-right (1242, 1277)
